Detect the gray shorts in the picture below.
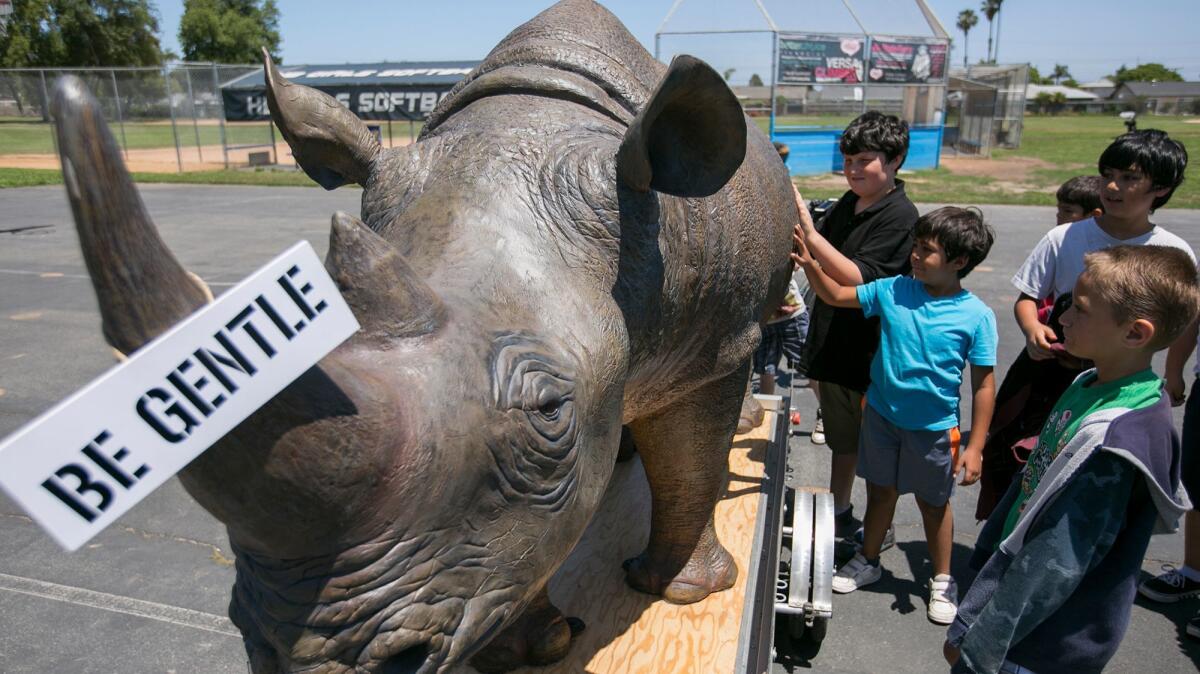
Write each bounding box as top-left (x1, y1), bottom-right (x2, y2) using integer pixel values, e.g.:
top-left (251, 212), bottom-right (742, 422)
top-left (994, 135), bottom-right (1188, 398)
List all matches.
top-left (857, 402), bottom-right (960, 507)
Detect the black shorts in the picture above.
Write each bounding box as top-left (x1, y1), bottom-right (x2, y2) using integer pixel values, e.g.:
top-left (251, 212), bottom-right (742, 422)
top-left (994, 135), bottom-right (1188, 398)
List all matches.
top-left (753, 312), bottom-right (808, 375)
top-left (1183, 376), bottom-right (1200, 504)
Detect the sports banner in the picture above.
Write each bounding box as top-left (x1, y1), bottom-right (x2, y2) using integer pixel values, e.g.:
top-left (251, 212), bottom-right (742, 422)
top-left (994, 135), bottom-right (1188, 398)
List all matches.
top-left (777, 34), bottom-right (866, 85)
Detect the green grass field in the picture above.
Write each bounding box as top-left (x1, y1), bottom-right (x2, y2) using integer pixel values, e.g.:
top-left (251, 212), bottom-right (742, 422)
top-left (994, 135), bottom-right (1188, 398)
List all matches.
top-left (4, 114), bottom-right (1199, 208)
top-left (788, 114), bottom-right (1200, 209)
top-left (0, 119), bottom-right (424, 155)
top-left (0, 166), bottom-right (321, 188)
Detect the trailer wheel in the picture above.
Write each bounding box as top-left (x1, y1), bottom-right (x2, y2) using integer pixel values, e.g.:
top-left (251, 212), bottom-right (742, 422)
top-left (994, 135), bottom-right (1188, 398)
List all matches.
top-left (786, 614), bottom-right (806, 641)
top-left (806, 616), bottom-right (828, 643)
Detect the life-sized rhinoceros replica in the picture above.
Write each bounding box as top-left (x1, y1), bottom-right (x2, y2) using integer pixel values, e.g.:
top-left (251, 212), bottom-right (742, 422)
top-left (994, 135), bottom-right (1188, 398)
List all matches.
top-left (51, 0), bottom-right (795, 671)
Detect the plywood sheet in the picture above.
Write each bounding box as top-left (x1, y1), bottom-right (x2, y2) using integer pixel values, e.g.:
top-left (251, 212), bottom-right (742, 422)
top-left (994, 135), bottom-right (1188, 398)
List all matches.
top-left (512, 412), bottom-right (774, 674)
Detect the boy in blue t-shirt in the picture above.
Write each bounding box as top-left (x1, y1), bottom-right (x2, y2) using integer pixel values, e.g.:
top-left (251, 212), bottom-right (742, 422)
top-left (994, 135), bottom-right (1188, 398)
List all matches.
top-left (792, 206), bottom-right (998, 624)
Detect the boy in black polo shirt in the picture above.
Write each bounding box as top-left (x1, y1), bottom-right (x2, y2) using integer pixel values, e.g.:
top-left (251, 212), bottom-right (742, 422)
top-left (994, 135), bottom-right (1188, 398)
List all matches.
top-left (794, 111), bottom-right (918, 538)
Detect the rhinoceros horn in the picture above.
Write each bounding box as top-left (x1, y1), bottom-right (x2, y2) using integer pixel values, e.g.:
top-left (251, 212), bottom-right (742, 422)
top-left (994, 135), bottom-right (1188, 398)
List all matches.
top-left (52, 76), bottom-right (212, 356)
top-left (617, 54), bottom-right (747, 198)
top-left (263, 48), bottom-right (381, 190)
top-left (326, 211), bottom-right (445, 340)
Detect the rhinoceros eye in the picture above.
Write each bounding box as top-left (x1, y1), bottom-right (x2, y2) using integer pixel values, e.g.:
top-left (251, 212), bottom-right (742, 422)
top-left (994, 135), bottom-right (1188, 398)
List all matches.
top-left (489, 333), bottom-right (580, 506)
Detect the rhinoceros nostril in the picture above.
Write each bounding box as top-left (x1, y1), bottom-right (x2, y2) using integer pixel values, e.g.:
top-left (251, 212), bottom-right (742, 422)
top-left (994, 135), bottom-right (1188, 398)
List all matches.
top-left (380, 643), bottom-right (429, 674)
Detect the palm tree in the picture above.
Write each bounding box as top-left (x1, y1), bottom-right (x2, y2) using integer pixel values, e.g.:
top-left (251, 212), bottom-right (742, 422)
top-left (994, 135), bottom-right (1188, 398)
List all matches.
top-left (980, 0), bottom-right (1001, 63)
top-left (1051, 64), bottom-right (1071, 85)
top-left (956, 10), bottom-right (978, 68)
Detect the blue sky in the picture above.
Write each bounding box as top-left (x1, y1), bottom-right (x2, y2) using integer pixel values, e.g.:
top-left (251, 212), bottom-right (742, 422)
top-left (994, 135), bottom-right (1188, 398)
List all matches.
top-left (154, 0), bottom-right (1199, 84)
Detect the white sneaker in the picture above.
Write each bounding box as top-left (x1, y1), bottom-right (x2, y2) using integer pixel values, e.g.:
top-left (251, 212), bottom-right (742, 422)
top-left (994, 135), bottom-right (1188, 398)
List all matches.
top-left (927, 574), bottom-right (958, 624)
top-left (832, 552), bottom-right (882, 593)
top-left (811, 411), bottom-right (826, 445)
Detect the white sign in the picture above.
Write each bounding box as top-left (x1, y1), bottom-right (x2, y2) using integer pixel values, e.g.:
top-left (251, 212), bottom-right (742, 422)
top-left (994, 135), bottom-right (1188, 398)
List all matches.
top-left (0, 242), bottom-right (359, 551)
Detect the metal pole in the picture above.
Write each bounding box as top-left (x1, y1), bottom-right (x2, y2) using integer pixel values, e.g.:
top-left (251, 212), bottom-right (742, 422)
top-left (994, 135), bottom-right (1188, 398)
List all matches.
top-left (409, 119), bottom-right (415, 142)
top-left (769, 31), bottom-right (778, 138)
top-left (655, 33), bottom-right (661, 61)
top-left (388, 118), bottom-right (393, 148)
top-left (164, 65), bottom-right (183, 172)
top-left (109, 70), bottom-right (128, 159)
top-left (184, 67), bottom-right (203, 162)
top-left (268, 115), bottom-right (278, 164)
top-left (861, 37), bottom-right (870, 115)
top-left (214, 63), bottom-right (229, 169)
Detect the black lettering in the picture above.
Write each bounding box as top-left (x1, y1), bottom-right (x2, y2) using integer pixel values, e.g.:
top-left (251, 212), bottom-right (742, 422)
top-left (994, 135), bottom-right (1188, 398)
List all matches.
top-left (167, 357), bottom-right (223, 416)
top-left (282, 264), bottom-right (327, 316)
top-left (212, 332), bottom-right (257, 376)
top-left (136, 387), bottom-right (200, 443)
top-left (226, 305), bottom-right (276, 358)
top-left (255, 295), bottom-right (297, 339)
top-left (42, 464), bottom-right (113, 521)
top-left (194, 344), bottom-right (251, 395)
top-left (80, 430), bottom-right (148, 488)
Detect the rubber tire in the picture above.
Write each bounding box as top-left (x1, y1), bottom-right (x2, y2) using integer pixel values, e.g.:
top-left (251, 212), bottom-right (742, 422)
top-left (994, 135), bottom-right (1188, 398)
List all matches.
top-left (786, 614), bottom-right (806, 641)
top-left (806, 616), bottom-right (828, 643)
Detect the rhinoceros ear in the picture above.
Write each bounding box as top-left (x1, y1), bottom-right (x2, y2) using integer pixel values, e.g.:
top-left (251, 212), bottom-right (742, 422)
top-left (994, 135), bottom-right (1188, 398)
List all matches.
top-left (617, 55), bottom-right (747, 198)
top-left (263, 49), bottom-right (381, 190)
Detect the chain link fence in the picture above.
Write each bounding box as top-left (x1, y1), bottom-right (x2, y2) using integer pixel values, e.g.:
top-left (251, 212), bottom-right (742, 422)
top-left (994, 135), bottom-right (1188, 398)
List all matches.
top-left (0, 63), bottom-right (287, 172)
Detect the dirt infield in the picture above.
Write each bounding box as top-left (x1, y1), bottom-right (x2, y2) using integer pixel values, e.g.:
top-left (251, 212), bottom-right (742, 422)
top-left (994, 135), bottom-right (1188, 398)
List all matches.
top-left (0, 136), bottom-right (415, 173)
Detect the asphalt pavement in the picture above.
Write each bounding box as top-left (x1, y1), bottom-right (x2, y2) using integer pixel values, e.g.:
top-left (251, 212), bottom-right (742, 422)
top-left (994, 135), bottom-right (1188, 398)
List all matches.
top-left (0, 184), bottom-right (1197, 673)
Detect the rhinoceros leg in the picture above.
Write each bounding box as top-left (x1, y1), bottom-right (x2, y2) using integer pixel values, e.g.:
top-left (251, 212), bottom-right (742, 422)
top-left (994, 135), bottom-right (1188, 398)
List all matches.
top-left (622, 364), bottom-right (747, 604)
top-left (468, 585), bottom-right (582, 673)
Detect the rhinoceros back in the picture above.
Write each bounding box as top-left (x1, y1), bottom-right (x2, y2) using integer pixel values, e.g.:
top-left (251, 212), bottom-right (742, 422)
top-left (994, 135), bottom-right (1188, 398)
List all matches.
top-left (423, 0), bottom-right (663, 134)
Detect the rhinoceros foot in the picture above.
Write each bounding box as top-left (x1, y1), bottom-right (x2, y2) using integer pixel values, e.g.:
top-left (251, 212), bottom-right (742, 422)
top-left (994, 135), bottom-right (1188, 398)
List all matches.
top-left (622, 532), bottom-right (737, 605)
top-left (468, 588), bottom-right (583, 673)
top-left (737, 389), bottom-right (765, 434)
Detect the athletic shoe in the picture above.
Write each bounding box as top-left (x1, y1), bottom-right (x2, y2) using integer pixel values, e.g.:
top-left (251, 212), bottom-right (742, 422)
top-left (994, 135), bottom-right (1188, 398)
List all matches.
top-left (834, 507), bottom-right (861, 540)
top-left (811, 410), bottom-right (826, 445)
top-left (927, 574), bottom-right (959, 624)
top-left (853, 524), bottom-right (896, 553)
top-left (1187, 613), bottom-right (1200, 640)
top-left (1138, 565), bottom-right (1200, 603)
top-left (832, 552), bottom-right (882, 593)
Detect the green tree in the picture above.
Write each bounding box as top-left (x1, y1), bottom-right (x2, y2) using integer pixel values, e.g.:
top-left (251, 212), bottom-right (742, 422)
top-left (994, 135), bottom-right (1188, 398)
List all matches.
top-left (1112, 63), bottom-right (1184, 85)
top-left (1027, 65), bottom-right (1051, 85)
top-left (748, 73), bottom-right (763, 87)
top-left (722, 67), bottom-right (735, 82)
top-left (0, 0), bottom-right (164, 68)
top-left (956, 9), bottom-right (978, 68)
top-left (179, 0), bottom-right (281, 63)
top-left (1051, 63), bottom-right (1071, 85)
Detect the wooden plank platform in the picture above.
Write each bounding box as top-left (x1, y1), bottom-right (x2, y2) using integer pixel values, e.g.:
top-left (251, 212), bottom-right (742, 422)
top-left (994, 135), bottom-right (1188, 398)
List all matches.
top-left (510, 411), bottom-right (775, 674)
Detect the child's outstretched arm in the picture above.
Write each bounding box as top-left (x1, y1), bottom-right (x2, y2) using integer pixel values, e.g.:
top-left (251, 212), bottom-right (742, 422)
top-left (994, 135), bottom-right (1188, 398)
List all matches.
top-left (1166, 317), bottom-right (1199, 406)
top-left (956, 365), bottom-right (994, 485)
top-left (944, 453), bottom-right (1136, 673)
top-left (791, 234), bottom-right (860, 308)
top-left (792, 185), bottom-right (867, 285)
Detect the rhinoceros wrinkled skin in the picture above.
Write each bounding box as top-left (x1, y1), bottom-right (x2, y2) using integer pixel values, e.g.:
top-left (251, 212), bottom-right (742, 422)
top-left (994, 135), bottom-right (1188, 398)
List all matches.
top-left (50, 1), bottom-right (795, 671)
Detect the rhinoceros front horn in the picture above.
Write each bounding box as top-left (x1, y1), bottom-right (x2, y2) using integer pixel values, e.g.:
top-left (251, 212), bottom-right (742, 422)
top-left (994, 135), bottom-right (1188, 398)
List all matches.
top-left (326, 211), bottom-right (445, 340)
top-left (52, 76), bottom-right (212, 357)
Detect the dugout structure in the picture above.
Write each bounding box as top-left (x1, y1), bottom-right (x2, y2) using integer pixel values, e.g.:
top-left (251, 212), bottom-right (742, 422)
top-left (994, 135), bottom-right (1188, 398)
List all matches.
top-left (219, 61), bottom-right (480, 154)
top-left (655, 0), bottom-right (951, 176)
